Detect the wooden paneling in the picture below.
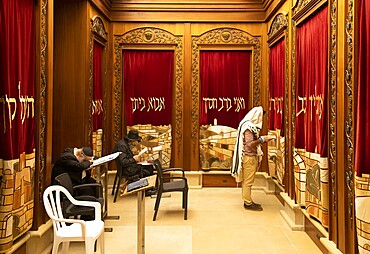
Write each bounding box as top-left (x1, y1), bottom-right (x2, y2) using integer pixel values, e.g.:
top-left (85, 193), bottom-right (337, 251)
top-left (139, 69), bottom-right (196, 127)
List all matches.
top-left (107, 0), bottom-right (284, 22)
top-left (53, 0), bottom-right (90, 160)
top-left (110, 11), bottom-right (266, 23)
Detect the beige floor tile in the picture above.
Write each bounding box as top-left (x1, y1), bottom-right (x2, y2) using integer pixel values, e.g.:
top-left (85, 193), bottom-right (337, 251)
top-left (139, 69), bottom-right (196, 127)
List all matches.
top-left (66, 187), bottom-right (322, 254)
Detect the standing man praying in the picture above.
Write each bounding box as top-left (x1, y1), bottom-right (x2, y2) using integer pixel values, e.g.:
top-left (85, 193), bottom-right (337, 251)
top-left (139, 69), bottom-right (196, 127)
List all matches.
top-left (231, 106), bottom-right (273, 211)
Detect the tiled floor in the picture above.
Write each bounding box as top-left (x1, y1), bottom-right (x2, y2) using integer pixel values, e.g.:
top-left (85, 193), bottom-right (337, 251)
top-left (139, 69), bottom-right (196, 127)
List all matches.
top-left (68, 188), bottom-right (322, 253)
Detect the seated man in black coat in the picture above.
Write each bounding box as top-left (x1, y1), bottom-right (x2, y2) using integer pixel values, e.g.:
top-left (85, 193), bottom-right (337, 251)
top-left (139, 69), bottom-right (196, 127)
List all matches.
top-left (112, 130), bottom-right (152, 182)
top-left (52, 147), bottom-right (96, 190)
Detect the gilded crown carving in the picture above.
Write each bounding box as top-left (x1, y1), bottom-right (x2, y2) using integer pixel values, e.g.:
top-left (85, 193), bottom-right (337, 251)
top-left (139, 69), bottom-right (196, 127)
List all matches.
top-left (268, 13), bottom-right (288, 41)
top-left (91, 16), bottom-right (107, 41)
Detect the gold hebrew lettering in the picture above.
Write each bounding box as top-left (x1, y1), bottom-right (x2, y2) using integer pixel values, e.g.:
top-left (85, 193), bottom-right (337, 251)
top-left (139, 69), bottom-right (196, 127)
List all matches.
top-left (154, 97), bottom-right (160, 111)
top-left (131, 97), bottom-right (139, 113)
top-left (139, 97), bottom-right (145, 111)
top-left (210, 98), bottom-right (217, 110)
top-left (296, 96), bottom-right (306, 117)
top-left (234, 97), bottom-right (245, 112)
top-left (224, 98), bottom-right (232, 112)
top-left (27, 97), bottom-right (34, 118)
top-left (6, 95), bottom-right (16, 129)
top-left (218, 98), bottom-right (224, 111)
top-left (147, 97), bottom-right (154, 112)
top-left (92, 100), bottom-right (96, 115)
top-left (159, 97), bottom-right (165, 111)
top-left (202, 98), bottom-right (209, 114)
top-left (276, 97), bottom-right (283, 114)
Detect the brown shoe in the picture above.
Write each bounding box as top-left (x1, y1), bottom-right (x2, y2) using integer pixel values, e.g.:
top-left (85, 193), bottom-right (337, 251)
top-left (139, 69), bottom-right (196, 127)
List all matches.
top-left (244, 202), bottom-right (263, 211)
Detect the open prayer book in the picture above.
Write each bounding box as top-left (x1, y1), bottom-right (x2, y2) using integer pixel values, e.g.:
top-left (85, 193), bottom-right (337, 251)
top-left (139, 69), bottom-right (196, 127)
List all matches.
top-left (137, 147), bottom-right (148, 157)
top-left (92, 151), bottom-right (121, 167)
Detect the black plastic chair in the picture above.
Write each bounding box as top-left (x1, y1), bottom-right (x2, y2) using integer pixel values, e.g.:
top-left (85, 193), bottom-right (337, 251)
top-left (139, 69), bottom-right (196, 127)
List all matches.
top-left (111, 158), bottom-right (128, 203)
top-left (54, 173), bottom-right (104, 219)
top-left (152, 159), bottom-right (188, 221)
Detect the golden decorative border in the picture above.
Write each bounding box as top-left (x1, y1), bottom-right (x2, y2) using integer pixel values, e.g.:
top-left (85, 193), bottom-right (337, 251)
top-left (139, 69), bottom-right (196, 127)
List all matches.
top-left (89, 16), bottom-right (108, 147)
top-left (345, 0), bottom-right (354, 224)
top-left (291, 22), bottom-right (297, 159)
top-left (39, 0), bottom-right (47, 202)
top-left (329, 0), bottom-right (338, 216)
top-left (113, 27), bottom-right (183, 159)
top-left (191, 28), bottom-right (261, 158)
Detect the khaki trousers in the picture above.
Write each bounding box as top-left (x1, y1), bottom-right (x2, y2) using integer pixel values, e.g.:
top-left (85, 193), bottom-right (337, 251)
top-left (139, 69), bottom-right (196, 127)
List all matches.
top-left (241, 155), bottom-right (258, 203)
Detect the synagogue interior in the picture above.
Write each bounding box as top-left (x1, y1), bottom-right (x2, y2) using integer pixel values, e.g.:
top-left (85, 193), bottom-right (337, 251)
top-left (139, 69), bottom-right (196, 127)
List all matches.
top-left (0, 0), bottom-right (369, 253)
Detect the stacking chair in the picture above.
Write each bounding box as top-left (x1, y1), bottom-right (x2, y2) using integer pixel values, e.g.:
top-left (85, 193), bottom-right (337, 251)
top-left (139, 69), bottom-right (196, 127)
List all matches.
top-left (152, 159), bottom-right (188, 221)
top-left (43, 185), bottom-right (105, 254)
top-left (111, 158), bottom-right (127, 203)
top-left (54, 173), bottom-right (104, 219)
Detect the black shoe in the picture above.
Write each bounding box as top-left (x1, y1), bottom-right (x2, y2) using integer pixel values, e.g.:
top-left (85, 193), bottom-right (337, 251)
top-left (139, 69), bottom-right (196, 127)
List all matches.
top-left (252, 202), bottom-right (261, 207)
top-left (244, 202), bottom-right (263, 211)
top-left (145, 189), bottom-right (157, 197)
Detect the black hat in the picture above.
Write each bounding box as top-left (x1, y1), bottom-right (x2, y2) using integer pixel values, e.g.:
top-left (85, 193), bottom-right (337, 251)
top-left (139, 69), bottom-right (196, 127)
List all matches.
top-left (125, 130), bottom-right (142, 141)
top-left (82, 147), bottom-right (93, 157)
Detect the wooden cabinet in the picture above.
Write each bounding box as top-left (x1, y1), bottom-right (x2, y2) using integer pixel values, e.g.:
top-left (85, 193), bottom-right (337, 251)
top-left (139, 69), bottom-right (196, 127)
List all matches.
top-left (202, 171), bottom-right (238, 187)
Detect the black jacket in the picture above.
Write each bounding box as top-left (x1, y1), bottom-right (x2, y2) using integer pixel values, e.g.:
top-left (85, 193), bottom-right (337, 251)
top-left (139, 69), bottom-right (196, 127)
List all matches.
top-left (52, 148), bottom-right (93, 185)
top-left (112, 138), bottom-right (141, 177)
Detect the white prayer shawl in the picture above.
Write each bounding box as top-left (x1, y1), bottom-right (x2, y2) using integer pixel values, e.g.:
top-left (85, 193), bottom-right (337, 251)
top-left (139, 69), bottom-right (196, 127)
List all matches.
top-left (231, 106), bottom-right (264, 183)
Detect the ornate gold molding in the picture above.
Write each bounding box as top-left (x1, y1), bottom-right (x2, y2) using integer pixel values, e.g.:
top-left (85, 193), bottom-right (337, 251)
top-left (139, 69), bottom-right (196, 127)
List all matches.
top-left (329, 0), bottom-right (338, 216)
top-left (88, 33), bottom-right (93, 146)
top-left (113, 27), bottom-right (183, 159)
top-left (345, 0), bottom-right (354, 224)
top-left (291, 23), bottom-right (297, 154)
top-left (39, 0), bottom-right (47, 200)
top-left (267, 13), bottom-right (288, 45)
top-left (284, 27), bottom-right (289, 188)
top-left (91, 16), bottom-right (107, 41)
top-left (191, 28), bottom-right (261, 158)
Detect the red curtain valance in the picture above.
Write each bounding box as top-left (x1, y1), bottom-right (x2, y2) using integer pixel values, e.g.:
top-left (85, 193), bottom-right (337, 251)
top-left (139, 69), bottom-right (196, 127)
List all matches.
top-left (295, 6), bottom-right (328, 157)
top-left (199, 50), bottom-right (251, 129)
top-left (123, 50), bottom-right (173, 126)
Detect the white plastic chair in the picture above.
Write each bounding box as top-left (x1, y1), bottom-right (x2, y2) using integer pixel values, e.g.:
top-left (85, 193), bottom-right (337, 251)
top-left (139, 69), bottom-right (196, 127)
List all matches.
top-left (43, 185), bottom-right (105, 254)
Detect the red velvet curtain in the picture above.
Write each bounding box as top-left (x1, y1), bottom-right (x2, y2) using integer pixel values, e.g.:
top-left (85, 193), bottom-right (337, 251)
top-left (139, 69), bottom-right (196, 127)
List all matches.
top-left (93, 42), bottom-right (103, 131)
top-left (355, 0), bottom-right (370, 176)
top-left (295, 6), bottom-right (328, 157)
top-left (123, 50), bottom-right (173, 126)
top-left (0, 0), bottom-right (35, 160)
top-left (269, 39), bottom-right (285, 133)
top-left (200, 51), bottom-right (250, 129)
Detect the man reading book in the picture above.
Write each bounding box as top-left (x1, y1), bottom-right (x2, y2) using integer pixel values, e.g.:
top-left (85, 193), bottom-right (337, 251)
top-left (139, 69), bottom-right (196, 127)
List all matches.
top-left (112, 130), bottom-right (152, 183)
